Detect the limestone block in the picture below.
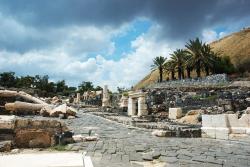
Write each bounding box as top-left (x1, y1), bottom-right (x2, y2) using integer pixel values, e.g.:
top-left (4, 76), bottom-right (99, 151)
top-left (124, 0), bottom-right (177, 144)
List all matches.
top-left (246, 128), bottom-right (250, 135)
top-left (201, 127), bottom-right (216, 138)
top-left (230, 127), bottom-right (246, 134)
top-left (227, 114), bottom-right (241, 127)
top-left (202, 115), bottom-right (213, 127)
top-left (15, 129), bottom-right (52, 148)
top-left (169, 108), bottom-right (182, 119)
top-left (215, 128), bottom-right (229, 140)
top-left (212, 114), bottom-right (228, 128)
top-left (0, 116), bottom-right (15, 130)
top-left (152, 130), bottom-right (171, 137)
top-left (239, 114), bottom-right (250, 127)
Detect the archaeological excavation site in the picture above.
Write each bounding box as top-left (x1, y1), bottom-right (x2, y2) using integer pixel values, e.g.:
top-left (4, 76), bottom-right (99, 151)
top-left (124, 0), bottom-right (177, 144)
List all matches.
top-left (0, 74), bottom-right (250, 167)
top-left (1, 1), bottom-right (250, 167)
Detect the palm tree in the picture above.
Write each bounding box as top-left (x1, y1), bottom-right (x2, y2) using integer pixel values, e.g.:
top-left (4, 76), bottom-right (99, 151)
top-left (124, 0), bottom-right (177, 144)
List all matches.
top-left (163, 60), bottom-right (176, 80)
top-left (151, 56), bottom-right (167, 82)
top-left (170, 49), bottom-right (187, 80)
top-left (185, 38), bottom-right (203, 78)
top-left (201, 44), bottom-right (216, 76)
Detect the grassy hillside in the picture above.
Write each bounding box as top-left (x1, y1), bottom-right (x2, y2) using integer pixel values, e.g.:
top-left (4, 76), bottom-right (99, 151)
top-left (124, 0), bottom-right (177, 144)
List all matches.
top-left (210, 28), bottom-right (250, 67)
top-left (134, 28), bottom-right (250, 90)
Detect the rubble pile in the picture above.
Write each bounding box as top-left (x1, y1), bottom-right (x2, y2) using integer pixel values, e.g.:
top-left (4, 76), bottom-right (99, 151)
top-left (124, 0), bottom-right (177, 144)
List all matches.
top-left (0, 90), bottom-right (77, 118)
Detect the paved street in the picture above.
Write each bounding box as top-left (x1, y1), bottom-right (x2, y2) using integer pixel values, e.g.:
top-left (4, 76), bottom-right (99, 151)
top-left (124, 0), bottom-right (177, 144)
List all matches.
top-left (64, 111), bottom-right (250, 167)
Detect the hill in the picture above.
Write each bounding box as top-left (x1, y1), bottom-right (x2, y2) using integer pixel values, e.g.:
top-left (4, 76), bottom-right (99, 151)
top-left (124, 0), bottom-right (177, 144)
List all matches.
top-left (134, 27), bottom-right (250, 89)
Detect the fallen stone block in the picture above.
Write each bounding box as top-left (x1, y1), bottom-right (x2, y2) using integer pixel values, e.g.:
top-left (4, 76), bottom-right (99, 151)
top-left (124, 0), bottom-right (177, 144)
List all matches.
top-left (50, 104), bottom-right (77, 117)
top-left (169, 108), bottom-right (182, 119)
top-left (152, 130), bottom-right (171, 137)
top-left (72, 135), bottom-right (84, 142)
top-left (85, 136), bottom-right (99, 141)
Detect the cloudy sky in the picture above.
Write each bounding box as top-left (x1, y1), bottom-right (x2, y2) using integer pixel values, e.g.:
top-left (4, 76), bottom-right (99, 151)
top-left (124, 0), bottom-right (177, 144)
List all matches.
top-left (0, 0), bottom-right (250, 90)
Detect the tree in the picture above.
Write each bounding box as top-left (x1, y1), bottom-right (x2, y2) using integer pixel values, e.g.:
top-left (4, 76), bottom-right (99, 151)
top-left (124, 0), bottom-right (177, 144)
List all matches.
top-left (170, 49), bottom-right (187, 80)
top-left (94, 86), bottom-right (103, 91)
top-left (0, 72), bottom-right (16, 87)
top-left (151, 56), bottom-right (167, 82)
top-left (201, 44), bottom-right (216, 76)
top-left (164, 60), bottom-right (176, 80)
top-left (78, 81), bottom-right (94, 93)
top-left (56, 80), bottom-right (67, 93)
top-left (16, 75), bottom-right (35, 88)
top-left (185, 38), bottom-right (204, 78)
top-left (213, 56), bottom-right (235, 74)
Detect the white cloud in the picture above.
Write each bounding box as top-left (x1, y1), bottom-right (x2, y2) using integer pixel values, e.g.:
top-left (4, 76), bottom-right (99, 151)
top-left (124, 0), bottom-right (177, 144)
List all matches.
top-left (0, 24), bottom-right (174, 91)
top-left (202, 29), bottom-right (218, 43)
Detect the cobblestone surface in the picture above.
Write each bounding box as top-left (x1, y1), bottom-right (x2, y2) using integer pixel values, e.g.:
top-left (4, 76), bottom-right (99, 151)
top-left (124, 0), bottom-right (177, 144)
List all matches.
top-left (65, 111), bottom-right (250, 167)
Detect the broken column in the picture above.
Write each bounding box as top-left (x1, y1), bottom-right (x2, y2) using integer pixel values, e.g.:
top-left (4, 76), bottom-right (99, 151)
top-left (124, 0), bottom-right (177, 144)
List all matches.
top-left (128, 97), bottom-right (136, 116)
top-left (138, 96), bottom-right (148, 116)
top-left (102, 85), bottom-right (110, 107)
top-left (76, 93), bottom-right (81, 103)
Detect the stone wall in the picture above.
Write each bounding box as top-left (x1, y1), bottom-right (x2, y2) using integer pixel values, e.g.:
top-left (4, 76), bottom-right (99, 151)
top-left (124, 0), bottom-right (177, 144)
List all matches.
top-left (202, 114), bottom-right (250, 140)
top-left (148, 74), bottom-right (229, 89)
top-left (144, 87), bottom-right (250, 119)
top-left (0, 116), bottom-right (72, 151)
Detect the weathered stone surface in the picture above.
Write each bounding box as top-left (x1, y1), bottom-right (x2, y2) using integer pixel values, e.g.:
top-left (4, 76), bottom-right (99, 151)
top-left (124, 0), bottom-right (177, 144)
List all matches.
top-left (15, 129), bottom-right (52, 148)
top-left (0, 141), bottom-right (12, 152)
top-left (0, 115), bottom-right (15, 130)
top-left (169, 108), bottom-right (182, 119)
top-left (178, 114), bottom-right (200, 124)
top-left (152, 130), bottom-right (171, 137)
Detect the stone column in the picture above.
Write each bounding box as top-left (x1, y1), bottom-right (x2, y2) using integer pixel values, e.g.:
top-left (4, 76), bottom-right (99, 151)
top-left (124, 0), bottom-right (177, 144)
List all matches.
top-left (128, 97), bottom-right (136, 116)
top-left (76, 93), bottom-right (81, 103)
top-left (138, 96), bottom-right (148, 116)
top-left (102, 85), bottom-right (110, 107)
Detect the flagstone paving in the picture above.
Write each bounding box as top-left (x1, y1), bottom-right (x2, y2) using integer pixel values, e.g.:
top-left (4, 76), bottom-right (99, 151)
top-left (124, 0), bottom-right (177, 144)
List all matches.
top-left (64, 111), bottom-right (250, 167)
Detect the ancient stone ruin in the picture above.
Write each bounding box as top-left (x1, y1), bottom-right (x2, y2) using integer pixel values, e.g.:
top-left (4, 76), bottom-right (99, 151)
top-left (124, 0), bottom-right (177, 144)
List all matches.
top-left (0, 115), bottom-right (73, 151)
top-left (127, 90), bottom-right (148, 117)
top-left (102, 85), bottom-right (110, 107)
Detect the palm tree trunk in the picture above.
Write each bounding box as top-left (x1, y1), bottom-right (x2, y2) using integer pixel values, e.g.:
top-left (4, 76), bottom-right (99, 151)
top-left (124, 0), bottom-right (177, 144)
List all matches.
top-left (178, 67), bottom-right (181, 80)
top-left (159, 67), bottom-right (163, 82)
top-left (205, 67), bottom-right (209, 76)
top-left (187, 68), bottom-right (191, 78)
top-left (181, 69), bottom-right (185, 79)
top-left (171, 71), bottom-right (175, 80)
top-left (196, 60), bottom-right (201, 78)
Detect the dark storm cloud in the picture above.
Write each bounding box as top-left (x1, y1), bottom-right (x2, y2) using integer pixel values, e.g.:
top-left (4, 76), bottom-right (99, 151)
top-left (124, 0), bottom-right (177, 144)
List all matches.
top-left (0, 0), bottom-right (250, 52)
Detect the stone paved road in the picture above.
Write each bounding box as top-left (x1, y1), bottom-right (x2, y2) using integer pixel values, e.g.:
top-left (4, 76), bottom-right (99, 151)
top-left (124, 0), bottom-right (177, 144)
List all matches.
top-left (65, 111), bottom-right (250, 167)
